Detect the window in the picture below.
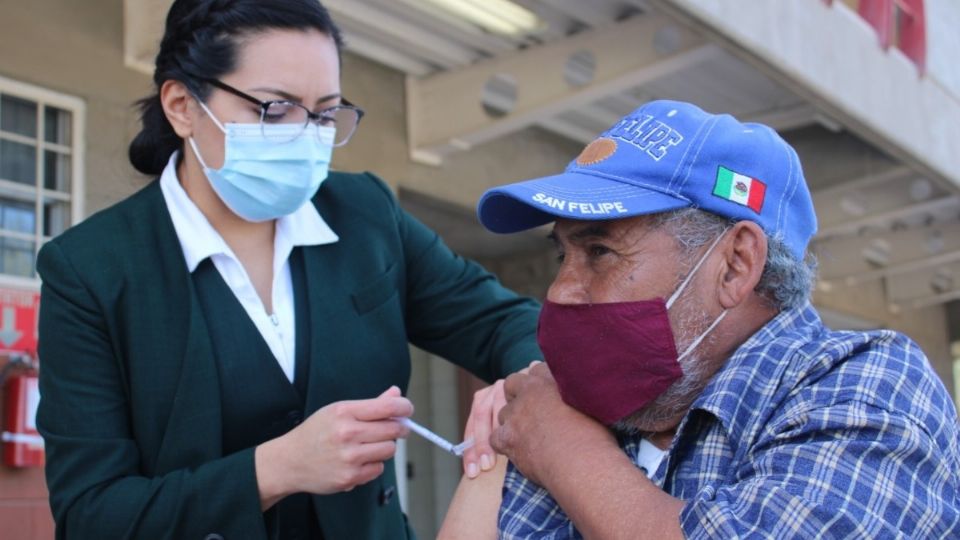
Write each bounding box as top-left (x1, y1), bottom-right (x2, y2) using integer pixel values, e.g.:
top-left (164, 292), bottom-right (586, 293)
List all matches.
top-left (0, 75), bottom-right (84, 285)
top-left (855, 0), bottom-right (927, 72)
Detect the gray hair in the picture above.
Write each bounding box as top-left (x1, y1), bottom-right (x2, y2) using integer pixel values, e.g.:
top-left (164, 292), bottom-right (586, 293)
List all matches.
top-left (649, 208), bottom-right (817, 310)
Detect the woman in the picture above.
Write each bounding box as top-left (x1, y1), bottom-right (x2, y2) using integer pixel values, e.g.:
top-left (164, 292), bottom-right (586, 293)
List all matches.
top-left (35, 1), bottom-right (539, 538)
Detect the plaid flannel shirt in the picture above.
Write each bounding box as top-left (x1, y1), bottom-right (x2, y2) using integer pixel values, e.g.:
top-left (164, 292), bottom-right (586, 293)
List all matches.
top-left (499, 303), bottom-right (960, 538)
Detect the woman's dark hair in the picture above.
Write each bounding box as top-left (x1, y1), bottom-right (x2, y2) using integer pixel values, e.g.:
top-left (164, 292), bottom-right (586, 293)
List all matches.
top-left (129, 0), bottom-right (344, 176)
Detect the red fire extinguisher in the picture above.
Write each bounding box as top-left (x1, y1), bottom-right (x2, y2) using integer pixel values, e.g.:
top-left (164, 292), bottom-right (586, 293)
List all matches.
top-left (1, 355), bottom-right (43, 468)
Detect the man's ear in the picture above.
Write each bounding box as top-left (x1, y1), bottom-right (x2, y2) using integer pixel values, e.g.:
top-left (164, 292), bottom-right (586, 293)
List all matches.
top-left (716, 221), bottom-right (767, 310)
top-left (160, 80), bottom-right (196, 139)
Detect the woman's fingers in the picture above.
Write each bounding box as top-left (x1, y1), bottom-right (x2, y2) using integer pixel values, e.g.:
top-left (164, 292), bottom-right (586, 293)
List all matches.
top-left (349, 389), bottom-right (413, 422)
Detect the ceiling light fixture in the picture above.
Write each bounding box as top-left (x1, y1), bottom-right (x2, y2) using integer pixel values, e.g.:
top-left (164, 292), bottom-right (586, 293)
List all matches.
top-left (419, 0), bottom-right (544, 35)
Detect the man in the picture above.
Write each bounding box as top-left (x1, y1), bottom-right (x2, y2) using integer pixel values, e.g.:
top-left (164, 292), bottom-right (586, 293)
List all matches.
top-left (473, 100), bottom-right (960, 538)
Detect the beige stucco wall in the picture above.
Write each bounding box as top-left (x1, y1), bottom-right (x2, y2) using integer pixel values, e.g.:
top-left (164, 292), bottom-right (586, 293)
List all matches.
top-left (0, 0), bottom-right (577, 219)
top-left (0, 0), bottom-right (151, 215)
top-left (337, 52), bottom-right (580, 206)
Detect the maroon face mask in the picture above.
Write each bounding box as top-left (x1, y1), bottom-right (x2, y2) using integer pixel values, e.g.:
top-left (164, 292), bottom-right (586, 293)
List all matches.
top-left (538, 299), bottom-right (683, 424)
top-left (538, 231), bottom-right (729, 425)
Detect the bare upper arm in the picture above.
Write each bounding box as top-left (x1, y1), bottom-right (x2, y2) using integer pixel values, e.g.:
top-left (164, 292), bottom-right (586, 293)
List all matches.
top-left (438, 455), bottom-right (508, 540)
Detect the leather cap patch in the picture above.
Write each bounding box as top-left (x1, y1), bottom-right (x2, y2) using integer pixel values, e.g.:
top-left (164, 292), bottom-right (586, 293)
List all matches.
top-left (576, 138), bottom-right (617, 166)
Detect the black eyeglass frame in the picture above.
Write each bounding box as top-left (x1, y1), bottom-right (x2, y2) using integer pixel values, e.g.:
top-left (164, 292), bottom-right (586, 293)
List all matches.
top-left (200, 77), bottom-right (365, 147)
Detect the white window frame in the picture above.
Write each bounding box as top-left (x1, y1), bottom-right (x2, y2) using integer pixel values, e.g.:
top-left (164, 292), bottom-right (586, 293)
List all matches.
top-left (0, 74), bottom-right (85, 290)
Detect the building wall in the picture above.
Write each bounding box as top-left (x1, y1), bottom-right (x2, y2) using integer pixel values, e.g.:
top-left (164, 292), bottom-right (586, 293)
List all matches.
top-left (926, 0), bottom-right (960, 100)
top-left (2, 0), bottom-right (580, 217)
top-left (0, 360), bottom-right (52, 540)
top-left (336, 53), bottom-right (580, 206)
top-left (0, 0), bottom-right (151, 215)
top-left (661, 0), bottom-right (960, 193)
top-left (837, 0), bottom-right (960, 100)
top-left (0, 0), bottom-right (146, 535)
top-left (403, 348), bottom-right (465, 540)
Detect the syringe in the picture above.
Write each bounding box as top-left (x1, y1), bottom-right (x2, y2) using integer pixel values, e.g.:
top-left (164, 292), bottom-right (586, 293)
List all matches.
top-left (397, 417), bottom-right (474, 457)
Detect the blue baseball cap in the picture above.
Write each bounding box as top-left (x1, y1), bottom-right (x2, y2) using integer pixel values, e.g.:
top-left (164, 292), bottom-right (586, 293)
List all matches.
top-left (477, 100), bottom-right (817, 260)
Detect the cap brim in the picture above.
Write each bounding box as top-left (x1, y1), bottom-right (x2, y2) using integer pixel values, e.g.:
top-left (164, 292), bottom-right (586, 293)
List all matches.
top-left (478, 171), bottom-right (691, 233)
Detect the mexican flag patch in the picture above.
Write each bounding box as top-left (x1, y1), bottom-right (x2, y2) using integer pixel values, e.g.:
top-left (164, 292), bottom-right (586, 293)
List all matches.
top-left (713, 166), bottom-right (766, 213)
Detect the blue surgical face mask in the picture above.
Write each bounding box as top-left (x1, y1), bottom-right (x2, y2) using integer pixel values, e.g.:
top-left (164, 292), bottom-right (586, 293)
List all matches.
top-left (187, 100), bottom-right (335, 222)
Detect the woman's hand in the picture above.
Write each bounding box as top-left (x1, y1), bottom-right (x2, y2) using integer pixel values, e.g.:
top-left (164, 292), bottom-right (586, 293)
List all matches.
top-left (461, 379), bottom-right (507, 478)
top-left (461, 361), bottom-right (540, 479)
top-left (255, 386), bottom-right (412, 509)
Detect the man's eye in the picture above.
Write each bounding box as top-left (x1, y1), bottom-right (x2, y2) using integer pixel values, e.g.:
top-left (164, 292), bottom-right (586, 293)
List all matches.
top-left (588, 245), bottom-right (611, 258)
top-left (555, 251), bottom-right (566, 263)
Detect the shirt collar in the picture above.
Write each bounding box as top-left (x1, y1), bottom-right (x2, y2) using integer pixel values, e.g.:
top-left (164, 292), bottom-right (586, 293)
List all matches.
top-left (159, 151), bottom-right (338, 272)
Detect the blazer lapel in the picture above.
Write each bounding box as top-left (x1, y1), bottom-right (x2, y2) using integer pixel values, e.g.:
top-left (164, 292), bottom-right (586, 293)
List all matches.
top-left (153, 289), bottom-right (224, 470)
top-left (127, 182), bottom-right (224, 472)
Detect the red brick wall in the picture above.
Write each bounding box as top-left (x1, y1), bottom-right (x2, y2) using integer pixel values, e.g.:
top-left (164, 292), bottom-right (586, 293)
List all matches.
top-left (0, 357), bottom-right (53, 539)
top-left (0, 467), bottom-right (53, 539)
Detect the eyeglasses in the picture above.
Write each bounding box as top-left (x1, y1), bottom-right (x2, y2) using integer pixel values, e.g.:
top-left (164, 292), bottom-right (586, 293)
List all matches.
top-left (201, 78), bottom-right (364, 146)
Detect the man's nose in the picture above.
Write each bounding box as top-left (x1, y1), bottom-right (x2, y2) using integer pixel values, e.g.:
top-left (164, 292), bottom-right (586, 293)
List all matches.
top-left (546, 263), bottom-right (588, 304)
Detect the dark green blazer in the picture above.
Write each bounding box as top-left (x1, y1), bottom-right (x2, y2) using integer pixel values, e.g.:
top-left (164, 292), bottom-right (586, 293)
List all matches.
top-left (36, 171), bottom-right (541, 539)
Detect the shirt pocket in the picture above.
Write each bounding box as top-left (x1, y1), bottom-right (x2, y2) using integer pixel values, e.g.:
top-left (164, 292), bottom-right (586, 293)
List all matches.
top-left (351, 264), bottom-right (399, 315)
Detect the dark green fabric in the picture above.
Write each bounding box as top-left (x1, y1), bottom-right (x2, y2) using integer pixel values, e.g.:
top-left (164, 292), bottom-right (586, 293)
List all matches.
top-left (193, 253), bottom-right (321, 539)
top-left (36, 171), bottom-right (541, 539)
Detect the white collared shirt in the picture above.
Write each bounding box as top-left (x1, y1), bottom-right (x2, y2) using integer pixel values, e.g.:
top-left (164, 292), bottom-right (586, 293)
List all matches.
top-left (636, 438), bottom-right (666, 478)
top-left (159, 152), bottom-right (338, 382)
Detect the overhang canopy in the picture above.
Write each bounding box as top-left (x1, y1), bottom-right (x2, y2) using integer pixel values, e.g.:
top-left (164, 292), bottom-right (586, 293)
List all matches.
top-left (123, 0), bottom-right (960, 311)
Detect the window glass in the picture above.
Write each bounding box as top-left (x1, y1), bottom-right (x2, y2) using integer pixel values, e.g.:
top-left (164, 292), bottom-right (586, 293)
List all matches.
top-left (43, 199), bottom-right (71, 238)
top-left (0, 139), bottom-right (37, 185)
top-left (1, 95), bottom-right (38, 138)
top-left (44, 150), bottom-right (71, 192)
top-left (0, 78), bottom-right (83, 282)
top-left (44, 106), bottom-right (72, 145)
top-left (0, 237), bottom-right (35, 278)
